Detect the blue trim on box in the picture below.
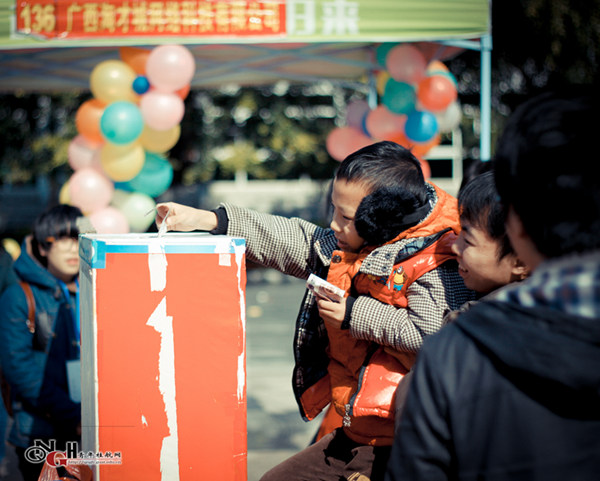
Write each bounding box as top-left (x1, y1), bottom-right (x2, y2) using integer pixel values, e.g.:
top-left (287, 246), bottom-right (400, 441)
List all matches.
top-left (79, 235), bottom-right (246, 270)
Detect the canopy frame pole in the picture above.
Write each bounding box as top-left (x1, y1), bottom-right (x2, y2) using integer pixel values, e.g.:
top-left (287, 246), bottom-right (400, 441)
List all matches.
top-left (479, 34), bottom-right (493, 161)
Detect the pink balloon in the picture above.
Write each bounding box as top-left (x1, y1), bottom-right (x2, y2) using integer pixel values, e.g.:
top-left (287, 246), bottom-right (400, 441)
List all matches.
top-left (89, 206), bottom-right (130, 234)
top-left (69, 168), bottom-right (114, 214)
top-left (386, 45), bottom-right (427, 84)
top-left (145, 45), bottom-right (195, 92)
top-left (326, 126), bottom-right (372, 162)
top-left (68, 135), bottom-right (103, 171)
top-left (140, 91), bottom-right (185, 131)
top-left (365, 105), bottom-right (407, 141)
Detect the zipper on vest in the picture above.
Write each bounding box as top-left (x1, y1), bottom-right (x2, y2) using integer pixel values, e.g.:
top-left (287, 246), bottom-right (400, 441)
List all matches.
top-left (343, 345), bottom-right (379, 429)
top-left (343, 403), bottom-right (352, 427)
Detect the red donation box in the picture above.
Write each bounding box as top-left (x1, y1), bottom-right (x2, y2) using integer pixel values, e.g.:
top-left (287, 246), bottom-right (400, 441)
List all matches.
top-left (79, 233), bottom-right (247, 480)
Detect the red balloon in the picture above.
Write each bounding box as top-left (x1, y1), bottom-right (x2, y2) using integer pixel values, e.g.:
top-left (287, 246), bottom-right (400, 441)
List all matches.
top-left (417, 75), bottom-right (457, 112)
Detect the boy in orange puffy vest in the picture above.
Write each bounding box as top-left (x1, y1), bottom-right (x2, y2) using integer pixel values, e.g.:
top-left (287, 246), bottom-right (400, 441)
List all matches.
top-left (157, 141), bottom-right (474, 481)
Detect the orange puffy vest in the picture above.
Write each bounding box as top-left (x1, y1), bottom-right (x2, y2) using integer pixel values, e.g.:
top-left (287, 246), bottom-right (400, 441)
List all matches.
top-left (300, 184), bottom-right (461, 446)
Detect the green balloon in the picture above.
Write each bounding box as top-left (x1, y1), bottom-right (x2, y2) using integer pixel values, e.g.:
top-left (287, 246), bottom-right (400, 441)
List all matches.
top-left (127, 152), bottom-right (174, 198)
top-left (383, 80), bottom-right (416, 115)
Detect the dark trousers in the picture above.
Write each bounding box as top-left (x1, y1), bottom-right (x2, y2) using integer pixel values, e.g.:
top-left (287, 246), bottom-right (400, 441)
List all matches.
top-left (15, 446), bottom-right (43, 481)
top-left (260, 428), bottom-right (392, 481)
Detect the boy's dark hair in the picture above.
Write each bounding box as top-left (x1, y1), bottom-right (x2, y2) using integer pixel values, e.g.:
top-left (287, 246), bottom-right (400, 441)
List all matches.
top-left (32, 204), bottom-right (83, 265)
top-left (335, 141), bottom-right (430, 245)
top-left (458, 171), bottom-right (513, 260)
top-left (493, 90), bottom-right (600, 258)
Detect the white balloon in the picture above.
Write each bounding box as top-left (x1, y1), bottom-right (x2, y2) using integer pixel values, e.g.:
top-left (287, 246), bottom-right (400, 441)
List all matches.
top-left (434, 101), bottom-right (462, 133)
top-left (117, 192), bottom-right (157, 232)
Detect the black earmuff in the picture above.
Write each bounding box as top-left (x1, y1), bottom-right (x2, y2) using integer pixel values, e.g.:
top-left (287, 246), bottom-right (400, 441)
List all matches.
top-left (354, 186), bottom-right (431, 245)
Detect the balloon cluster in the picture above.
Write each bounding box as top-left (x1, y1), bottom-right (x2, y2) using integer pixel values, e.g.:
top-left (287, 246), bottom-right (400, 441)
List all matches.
top-left (63, 45), bottom-right (195, 233)
top-left (326, 43), bottom-right (462, 178)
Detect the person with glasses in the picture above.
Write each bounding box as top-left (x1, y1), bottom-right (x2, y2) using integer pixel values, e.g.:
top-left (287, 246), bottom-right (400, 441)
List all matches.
top-left (0, 204), bottom-right (84, 481)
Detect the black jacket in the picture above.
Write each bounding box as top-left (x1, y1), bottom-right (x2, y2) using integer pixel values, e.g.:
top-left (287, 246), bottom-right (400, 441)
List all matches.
top-left (385, 298), bottom-right (600, 481)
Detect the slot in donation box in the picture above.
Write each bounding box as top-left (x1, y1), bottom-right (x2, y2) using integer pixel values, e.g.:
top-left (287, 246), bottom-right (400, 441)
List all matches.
top-left (78, 233), bottom-right (247, 481)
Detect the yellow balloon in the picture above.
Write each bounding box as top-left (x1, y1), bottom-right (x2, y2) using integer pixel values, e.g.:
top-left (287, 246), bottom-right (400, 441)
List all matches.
top-left (2, 238), bottom-right (21, 260)
top-left (59, 180), bottom-right (71, 204)
top-left (139, 124), bottom-right (181, 153)
top-left (100, 142), bottom-right (145, 182)
top-left (376, 70), bottom-right (391, 96)
top-left (90, 60), bottom-right (138, 104)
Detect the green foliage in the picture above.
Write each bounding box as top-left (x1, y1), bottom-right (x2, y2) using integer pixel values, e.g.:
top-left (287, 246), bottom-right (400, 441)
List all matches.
top-left (0, 92), bottom-right (80, 184)
top-left (170, 82), bottom-right (348, 184)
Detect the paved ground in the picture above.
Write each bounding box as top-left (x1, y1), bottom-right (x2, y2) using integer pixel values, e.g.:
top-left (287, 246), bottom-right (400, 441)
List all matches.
top-left (245, 272), bottom-right (323, 480)
top-left (0, 271), bottom-right (320, 481)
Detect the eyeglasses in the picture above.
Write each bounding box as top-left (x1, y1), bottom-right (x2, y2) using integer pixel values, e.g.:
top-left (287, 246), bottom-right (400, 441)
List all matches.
top-left (46, 236), bottom-right (78, 252)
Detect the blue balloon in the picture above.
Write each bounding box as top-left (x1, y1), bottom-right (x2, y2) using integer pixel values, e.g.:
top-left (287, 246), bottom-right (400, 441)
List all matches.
top-left (360, 110), bottom-right (370, 137)
top-left (133, 75), bottom-right (150, 94)
top-left (405, 110), bottom-right (439, 143)
top-left (383, 80), bottom-right (416, 115)
top-left (100, 101), bottom-right (144, 145)
top-left (127, 152), bottom-right (173, 198)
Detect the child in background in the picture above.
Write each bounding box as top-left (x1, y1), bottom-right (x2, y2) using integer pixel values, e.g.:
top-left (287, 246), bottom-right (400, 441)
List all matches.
top-left (156, 141), bottom-right (474, 481)
top-left (393, 170), bottom-right (529, 426)
top-left (452, 170), bottom-right (529, 297)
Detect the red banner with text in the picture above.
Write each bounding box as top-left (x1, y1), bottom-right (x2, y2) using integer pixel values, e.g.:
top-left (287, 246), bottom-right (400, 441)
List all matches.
top-left (16, 0), bottom-right (286, 39)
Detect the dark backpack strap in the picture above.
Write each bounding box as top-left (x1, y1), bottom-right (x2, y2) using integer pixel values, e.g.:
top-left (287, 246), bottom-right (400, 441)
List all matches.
top-left (20, 281), bottom-right (36, 333)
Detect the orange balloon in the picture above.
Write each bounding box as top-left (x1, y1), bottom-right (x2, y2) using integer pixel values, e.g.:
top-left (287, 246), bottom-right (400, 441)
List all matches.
top-left (417, 75), bottom-right (457, 112)
top-left (388, 132), bottom-right (410, 148)
top-left (416, 157), bottom-right (432, 179)
top-left (410, 134), bottom-right (441, 158)
top-left (75, 99), bottom-right (106, 145)
top-left (426, 60), bottom-right (449, 75)
top-left (388, 132), bottom-right (440, 159)
top-left (175, 83), bottom-right (191, 100)
top-left (119, 46), bottom-right (151, 75)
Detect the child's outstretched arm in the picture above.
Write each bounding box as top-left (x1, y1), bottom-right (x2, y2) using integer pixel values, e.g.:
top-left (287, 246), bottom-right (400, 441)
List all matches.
top-left (156, 201), bottom-right (334, 281)
top-left (155, 202), bottom-right (218, 232)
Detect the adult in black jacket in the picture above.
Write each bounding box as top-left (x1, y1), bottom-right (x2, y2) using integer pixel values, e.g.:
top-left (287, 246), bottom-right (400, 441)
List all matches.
top-left (385, 90), bottom-right (600, 481)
